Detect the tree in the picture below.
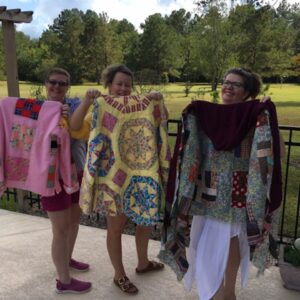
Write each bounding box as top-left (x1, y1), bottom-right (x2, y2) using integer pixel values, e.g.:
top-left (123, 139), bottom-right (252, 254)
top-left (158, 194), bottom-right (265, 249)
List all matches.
top-left (291, 54), bottom-right (300, 80)
top-left (228, 4), bottom-right (294, 79)
top-left (165, 9), bottom-right (201, 83)
top-left (191, 2), bottom-right (235, 92)
top-left (277, 0), bottom-right (300, 55)
top-left (90, 13), bottom-right (124, 78)
top-left (15, 32), bottom-right (45, 82)
top-left (42, 9), bottom-right (85, 83)
top-left (109, 18), bottom-right (140, 72)
top-left (139, 13), bottom-right (183, 82)
top-left (80, 10), bottom-right (106, 83)
top-left (165, 8), bottom-right (192, 35)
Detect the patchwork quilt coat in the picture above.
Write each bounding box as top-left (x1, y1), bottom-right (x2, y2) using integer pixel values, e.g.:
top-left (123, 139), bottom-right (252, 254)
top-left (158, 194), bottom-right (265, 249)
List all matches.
top-left (0, 97), bottom-right (78, 197)
top-left (79, 94), bottom-right (171, 226)
top-left (159, 100), bottom-right (282, 279)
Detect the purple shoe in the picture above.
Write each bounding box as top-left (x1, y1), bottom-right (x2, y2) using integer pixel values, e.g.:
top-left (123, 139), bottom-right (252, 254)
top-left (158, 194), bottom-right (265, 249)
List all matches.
top-left (56, 277), bottom-right (92, 294)
top-left (69, 258), bottom-right (90, 272)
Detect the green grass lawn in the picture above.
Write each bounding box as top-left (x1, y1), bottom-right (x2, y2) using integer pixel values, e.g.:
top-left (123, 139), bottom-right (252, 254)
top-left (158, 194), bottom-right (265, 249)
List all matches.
top-left (0, 192), bottom-right (18, 211)
top-left (0, 81), bottom-right (299, 237)
top-left (1, 81), bottom-right (299, 125)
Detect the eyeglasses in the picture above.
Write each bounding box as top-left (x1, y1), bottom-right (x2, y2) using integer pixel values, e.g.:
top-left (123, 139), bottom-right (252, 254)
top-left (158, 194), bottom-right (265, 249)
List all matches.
top-left (222, 80), bottom-right (244, 89)
top-left (47, 79), bottom-right (69, 87)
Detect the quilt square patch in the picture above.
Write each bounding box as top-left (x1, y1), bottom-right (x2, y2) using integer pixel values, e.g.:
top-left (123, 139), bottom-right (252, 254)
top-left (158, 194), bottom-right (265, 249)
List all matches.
top-left (7, 157), bottom-right (29, 181)
top-left (256, 113), bottom-right (269, 127)
top-left (10, 124), bottom-right (35, 151)
top-left (50, 135), bottom-right (58, 155)
top-left (15, 98), bottom-right (44, 120)
top-left (47, 165), bottom-right (55, 188)
top-left (258, 157), bottom-right (268, 184)
top-left (102, 111), bottom-right (118, 132)
top-left (112, 169), bottom-right (127, 187)
top-left (188, 164), bottom-right (197, 181)
top-left (234, 131), bottom-right (253, 158)
top-left (202, 192), bottom-right (217, 202)
top-left (231, 171), bottom-right (247, 208)
top-left (202, 171), bottom-right (217, 202)
top-left (95, 183), bottom-right (123, 215)
top-left (204, 171), bottom-right (217, 189)
top-left (257, 141), bottom-right (272, 158)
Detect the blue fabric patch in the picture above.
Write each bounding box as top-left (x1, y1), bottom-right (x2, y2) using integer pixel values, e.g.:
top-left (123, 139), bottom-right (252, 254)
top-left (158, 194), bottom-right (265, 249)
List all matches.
top-left (64, 98), bottom-right (81, 114)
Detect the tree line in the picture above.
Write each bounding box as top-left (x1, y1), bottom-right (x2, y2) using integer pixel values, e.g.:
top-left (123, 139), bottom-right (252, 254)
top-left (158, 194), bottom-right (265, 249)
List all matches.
top-left (0, 0), bottom-right (299, 90)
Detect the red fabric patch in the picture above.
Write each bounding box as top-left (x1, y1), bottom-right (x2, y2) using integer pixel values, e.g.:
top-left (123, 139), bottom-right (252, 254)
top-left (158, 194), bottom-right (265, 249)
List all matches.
top-left (15, 98), bottom-right (43, 120)
top-left (256, 113), bottom-right (268, 127)
top-left (188, 164), bottom-right (197, 181)
top-left (231, 171), bottom-right (248, 208)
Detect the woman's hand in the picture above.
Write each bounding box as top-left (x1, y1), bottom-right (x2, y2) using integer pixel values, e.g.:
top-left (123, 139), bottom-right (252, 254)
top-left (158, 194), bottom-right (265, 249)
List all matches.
top-left (61, 104), bottom-right (70, 118)
top-left (260, 96), bottom-right (271, 103)
top-left (147, 90), bottom-right (163, 100)
top-left (85, 88), bottom-right (101, 106)
top-left (69, 88), bottom-right (101, 131)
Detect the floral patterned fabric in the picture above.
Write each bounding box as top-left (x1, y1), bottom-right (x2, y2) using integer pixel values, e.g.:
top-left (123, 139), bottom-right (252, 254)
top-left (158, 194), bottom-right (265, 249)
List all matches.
top-left (79, 94), bottom-right (170, 226)
top-left (159, 106), bottom-right (281, 279)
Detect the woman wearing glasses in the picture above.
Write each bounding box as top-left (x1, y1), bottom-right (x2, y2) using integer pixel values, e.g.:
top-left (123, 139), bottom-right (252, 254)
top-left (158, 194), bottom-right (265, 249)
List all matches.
top-left (221, 68), bottom-right (262, 105)
top-left (162, 67), bottom-right (284, 300)
top-left (41, 67), bottom-right (91, 294)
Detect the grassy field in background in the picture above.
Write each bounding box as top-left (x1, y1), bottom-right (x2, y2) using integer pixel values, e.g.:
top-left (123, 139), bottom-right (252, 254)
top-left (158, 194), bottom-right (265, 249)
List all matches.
top-left (0, 81), bottom-right (299, 236)
top-left (0, 81), bottom-right (299, 125)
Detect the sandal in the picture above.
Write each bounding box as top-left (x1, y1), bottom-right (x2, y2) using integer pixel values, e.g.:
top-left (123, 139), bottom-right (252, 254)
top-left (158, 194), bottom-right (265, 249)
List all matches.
top-left (136, 260), bottom-right (164, 274)
top-left (113, 276), bottom-right (138, 295)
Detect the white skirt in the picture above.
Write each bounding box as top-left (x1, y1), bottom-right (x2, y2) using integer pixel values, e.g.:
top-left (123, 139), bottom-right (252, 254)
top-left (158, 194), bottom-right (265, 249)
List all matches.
top-left (183, 216), bottom-right (250, 300)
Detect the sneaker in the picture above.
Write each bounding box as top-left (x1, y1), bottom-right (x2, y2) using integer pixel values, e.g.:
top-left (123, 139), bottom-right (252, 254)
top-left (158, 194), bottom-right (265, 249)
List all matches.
top-left (56, 277), bottom-right (92, 294)
top-left (69, 258), bottom-right (90, 272)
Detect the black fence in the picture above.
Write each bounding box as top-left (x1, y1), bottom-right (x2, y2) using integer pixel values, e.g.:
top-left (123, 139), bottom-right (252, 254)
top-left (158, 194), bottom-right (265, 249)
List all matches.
top-left (277, 125), bottom-right (300, 243)
top-left (1, 122), bottom-right (299, 243)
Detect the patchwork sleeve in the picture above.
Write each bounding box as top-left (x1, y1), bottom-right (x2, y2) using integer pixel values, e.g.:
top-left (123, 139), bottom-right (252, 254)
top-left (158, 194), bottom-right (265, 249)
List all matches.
top-left (247, 110), bottom-right (277, 274)
top-left (158, 113), bottom-right (199, 281)
top-left (177, 114), bottom-right (201, 200)
top-left (247, 110), bottom-right (273, 220)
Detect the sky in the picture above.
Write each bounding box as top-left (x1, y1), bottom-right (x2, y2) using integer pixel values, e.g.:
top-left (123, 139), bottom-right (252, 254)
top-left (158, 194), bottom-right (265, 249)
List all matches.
top-left (0, 0), bottom-right (196, 38)
top-left (0, 0), bottom-right (299, 39)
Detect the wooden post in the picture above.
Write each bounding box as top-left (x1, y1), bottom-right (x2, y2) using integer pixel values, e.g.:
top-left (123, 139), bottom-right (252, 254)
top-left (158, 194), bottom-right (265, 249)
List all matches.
top-left (2, 20), bottom-right (19, 96)
top-left (0, 6), bottom-right (33, 97)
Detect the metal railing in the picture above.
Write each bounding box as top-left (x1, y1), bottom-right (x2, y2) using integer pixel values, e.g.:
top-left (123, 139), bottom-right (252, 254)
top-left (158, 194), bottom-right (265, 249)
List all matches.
top-left (1, 123), bottom-right (300, 242)
top-left (277, 125), bottom-right (300, 242)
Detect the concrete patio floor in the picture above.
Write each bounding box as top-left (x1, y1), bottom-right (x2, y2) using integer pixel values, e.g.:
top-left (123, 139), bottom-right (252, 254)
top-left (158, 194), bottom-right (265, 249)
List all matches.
top-left (0, 209), bottom-right (299, 300)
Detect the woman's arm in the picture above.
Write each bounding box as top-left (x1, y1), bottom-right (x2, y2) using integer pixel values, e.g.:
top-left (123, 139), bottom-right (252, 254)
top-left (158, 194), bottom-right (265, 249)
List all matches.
top-left (69, 89), bottom-right (101, 130)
